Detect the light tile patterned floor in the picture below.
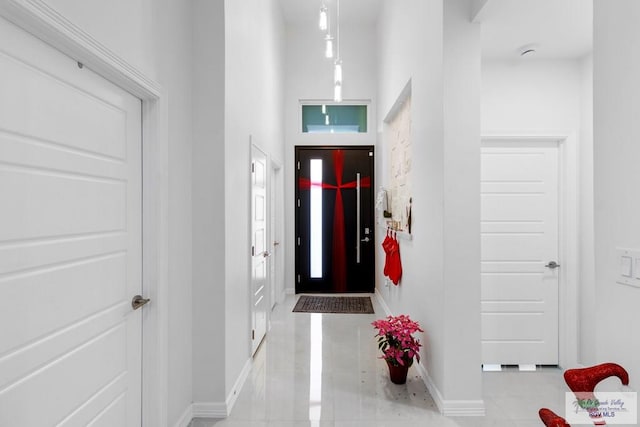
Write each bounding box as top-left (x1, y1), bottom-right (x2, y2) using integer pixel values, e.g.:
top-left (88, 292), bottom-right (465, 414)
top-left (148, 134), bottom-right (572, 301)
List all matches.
top-left (188, 296), bottom-right (592, 427)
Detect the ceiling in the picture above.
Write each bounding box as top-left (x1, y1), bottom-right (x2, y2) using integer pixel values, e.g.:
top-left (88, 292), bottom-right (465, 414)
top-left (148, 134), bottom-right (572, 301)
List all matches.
top-left (479, 0), bottom-right (593, 59)
top-left (278, 0), bottom-right (383, 26)
top-left (278, 0), bottom-right (592, 59)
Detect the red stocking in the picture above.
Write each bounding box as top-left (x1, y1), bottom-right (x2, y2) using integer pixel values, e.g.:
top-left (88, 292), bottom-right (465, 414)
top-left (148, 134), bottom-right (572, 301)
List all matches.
top-left (382, 230), bottom-right (393, 277)
top-left (388, 234), bottom-right (402, 285)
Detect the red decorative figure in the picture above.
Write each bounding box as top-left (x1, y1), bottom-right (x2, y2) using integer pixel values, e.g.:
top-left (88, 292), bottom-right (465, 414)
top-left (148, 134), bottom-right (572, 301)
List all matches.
top-left (539, 408), bottom-right (571, 427)
top-left (563, 363), bottom-right (629, 426)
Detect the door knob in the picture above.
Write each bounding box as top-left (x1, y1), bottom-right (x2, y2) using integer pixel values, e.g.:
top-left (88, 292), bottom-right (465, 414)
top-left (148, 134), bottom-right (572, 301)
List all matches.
top-left (131, 295), bottom-right (150, 310)
top-left (361, 237), bottom-right (370, 242)
top-left (263, 251), bottom-right (271, 258)
top-left (545, 261), bottom-right (560, 269)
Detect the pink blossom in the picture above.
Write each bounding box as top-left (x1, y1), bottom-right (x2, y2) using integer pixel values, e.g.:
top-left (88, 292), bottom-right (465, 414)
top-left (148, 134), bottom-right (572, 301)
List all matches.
top-left (372, 315), bottom-right (423, 367)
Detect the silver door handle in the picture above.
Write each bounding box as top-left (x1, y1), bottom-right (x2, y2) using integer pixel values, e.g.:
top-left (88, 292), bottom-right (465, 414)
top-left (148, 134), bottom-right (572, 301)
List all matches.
top-left (545, 261), bottom-right (560, 269)
top-left (356, 173), bottom-right (361, 264)
top-left (361, 237), bottom-right (370, 242)
top-left (132, 295), bottom-right (150, 310)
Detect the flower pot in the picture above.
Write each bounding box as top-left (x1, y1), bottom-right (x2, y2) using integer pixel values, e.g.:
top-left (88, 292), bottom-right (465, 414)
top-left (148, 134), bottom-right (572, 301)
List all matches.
top-left (386, 358), bottom-right (411, 384)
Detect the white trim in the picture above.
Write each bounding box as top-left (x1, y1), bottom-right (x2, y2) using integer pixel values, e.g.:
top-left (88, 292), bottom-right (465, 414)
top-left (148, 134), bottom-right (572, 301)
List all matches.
top-left (285, 287), bottom-right (295, 295)
top-left (415, 362), bottom-right (485, 417)
top-left (172, 406), bottom-right (193, 427)
top-left (481, 132), bottom-right (580, 369)
top-left (374, 289), bottom-right (393, 316)
top-left (190, 358), bottom-right (252, 420)
top-left (0, 3), bottom-right (169, 426)
top-left (226, 357), bottom-right (253, 414)
top-left (375, 290), bottom-right (486, 416)
top-left (0, 0), bottom-right (160, 99)
top-left (192, 402), bottom-right (227, 419)
top-left (383, 79), bottom-right (411, 123)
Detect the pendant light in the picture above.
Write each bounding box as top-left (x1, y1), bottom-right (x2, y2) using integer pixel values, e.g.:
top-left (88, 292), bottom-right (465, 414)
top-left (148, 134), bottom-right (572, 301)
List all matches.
top-left (319, 4), bottom-right (328, 31)
top-left (334, 82), bottom-right (342, 103)
top-left (325, 34), bottom-right (334, 58)
top-left (333, 0), bottom-right (342, 101)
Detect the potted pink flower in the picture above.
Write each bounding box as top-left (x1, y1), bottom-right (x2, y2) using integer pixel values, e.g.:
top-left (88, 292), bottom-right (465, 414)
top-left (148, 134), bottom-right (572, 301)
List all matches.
top-left (372, 314), bottom-right (423, 384)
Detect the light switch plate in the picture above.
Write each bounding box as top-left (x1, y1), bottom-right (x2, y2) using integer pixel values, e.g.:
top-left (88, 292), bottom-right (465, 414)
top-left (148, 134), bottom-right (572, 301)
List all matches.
top-left (621, 256), bottom-right (633, 277)
top-left (616, 248), bottom-right (640, 288)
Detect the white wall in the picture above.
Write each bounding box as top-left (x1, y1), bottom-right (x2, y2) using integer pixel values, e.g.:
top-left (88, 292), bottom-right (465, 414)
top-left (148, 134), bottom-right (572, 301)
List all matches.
top-left (283, 21), bottom-right (379, 294)
top-left (593, 0), bottom-right (640, 387)
top-left (153, 0), bottom-right (194, 423)
top-left (579, 54), bottom-right (596, 366)
top-left (377, 0), bottom-right (483, 412)
top-left (192, 0), bottom-right (226, 409)
top-left (224, 0), bottom-right (285, 402)
top-left (482, 60), bottom-right (582, 132)
top-left (442, 0), bottom-right (482, 402)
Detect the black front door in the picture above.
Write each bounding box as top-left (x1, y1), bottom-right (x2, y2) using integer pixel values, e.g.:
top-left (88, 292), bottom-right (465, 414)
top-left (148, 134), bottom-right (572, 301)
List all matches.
top-left (295, 146), bottom-right (375, 293)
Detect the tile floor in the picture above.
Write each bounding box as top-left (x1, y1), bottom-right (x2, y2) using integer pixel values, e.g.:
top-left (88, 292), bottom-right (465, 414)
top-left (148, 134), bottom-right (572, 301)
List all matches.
top-left (188, 295), bottom-right (620, 427)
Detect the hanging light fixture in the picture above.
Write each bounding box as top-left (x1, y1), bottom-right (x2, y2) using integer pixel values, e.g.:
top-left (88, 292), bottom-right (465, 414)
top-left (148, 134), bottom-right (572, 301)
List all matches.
top-left (325, 34), bottom-right (334, 58)
top-left (333, 0), bottom-right (342, 102)
top-left (334, 59), bottom-right (342, 84)
top-left (319, 4), bottom-right (328, 31)
top-left (334, 82), bottom-right (342, 102)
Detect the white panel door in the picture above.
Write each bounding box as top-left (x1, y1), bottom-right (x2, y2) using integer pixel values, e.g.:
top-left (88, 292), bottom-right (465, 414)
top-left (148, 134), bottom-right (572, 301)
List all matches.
top-left (481, 141), bottom-right (559, 365)
top-left (251, 145), bottom-right (268, 355)
top-left (0, 17), bottom-right (143, 426)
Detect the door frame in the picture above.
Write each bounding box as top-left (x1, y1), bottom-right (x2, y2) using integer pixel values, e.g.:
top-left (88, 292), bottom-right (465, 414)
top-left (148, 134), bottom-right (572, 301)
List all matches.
top-left (269, 159), bottom-right (283, 309)
top-left (0, 3), bottom-right (169, 426)
top-left (294, 145), bottom-right (376, 294)
top-left (481, 132), bottom-right (579, 369)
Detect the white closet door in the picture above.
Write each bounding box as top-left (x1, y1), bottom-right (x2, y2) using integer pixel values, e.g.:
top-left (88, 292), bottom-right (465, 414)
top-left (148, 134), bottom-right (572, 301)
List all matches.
top-left (481, 141), bottom-right (559, 365)
top-left (0, 16), bottom-right (143, 426)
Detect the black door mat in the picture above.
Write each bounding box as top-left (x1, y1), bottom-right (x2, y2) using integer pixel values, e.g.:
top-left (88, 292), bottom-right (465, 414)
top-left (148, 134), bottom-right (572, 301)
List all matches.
top-left (292, 295), bottom-right (374, 314)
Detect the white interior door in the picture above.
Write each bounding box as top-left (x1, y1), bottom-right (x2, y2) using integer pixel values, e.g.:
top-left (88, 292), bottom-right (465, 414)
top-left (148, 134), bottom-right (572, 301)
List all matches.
top-left (251, 145), bottom-right (268, 355)
top-left (0, 17), bottom-right (143, 426)
top-left (481, 141), bottom-right (559, 365)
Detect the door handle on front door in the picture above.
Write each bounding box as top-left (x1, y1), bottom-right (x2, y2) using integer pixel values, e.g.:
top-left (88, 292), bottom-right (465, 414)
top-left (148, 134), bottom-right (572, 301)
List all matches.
top-left (361, 237), bottom-right (370, 242)
top-left (545, 261), bottom-right (560, 269)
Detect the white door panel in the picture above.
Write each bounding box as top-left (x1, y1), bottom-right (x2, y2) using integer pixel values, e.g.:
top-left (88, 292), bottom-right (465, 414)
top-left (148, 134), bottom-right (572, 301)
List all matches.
top-left (0, 16), bottom-right (142, 426)
top-left (481, 142), bottom-right (559, 365)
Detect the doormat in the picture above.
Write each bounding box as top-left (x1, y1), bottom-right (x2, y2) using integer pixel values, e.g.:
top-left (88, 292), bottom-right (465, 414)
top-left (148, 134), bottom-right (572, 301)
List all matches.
top-left (293, 295), bottom-right (374, 314)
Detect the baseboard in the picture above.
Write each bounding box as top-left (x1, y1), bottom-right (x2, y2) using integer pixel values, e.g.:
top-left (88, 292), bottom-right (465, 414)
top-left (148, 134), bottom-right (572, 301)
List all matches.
top-left (173, 405), bottom-right (193, 427)
top-left (191, 357), bottom-right (253, 420)
top-left (379, 290), bottom-right (485, 417)
top-left (374, 288), bottom-right (392, 316)
top-left (192, 402), bottom-right (227, 419)
top-left (415, 362), bottom-right (485, 416)
top-left (226, 357), bottom-right (252, 414)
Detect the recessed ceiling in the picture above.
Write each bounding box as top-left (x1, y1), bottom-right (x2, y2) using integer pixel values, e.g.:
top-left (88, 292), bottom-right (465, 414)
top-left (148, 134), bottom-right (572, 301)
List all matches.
top-left (479, 0), bottom-right (593, 59)
top-left (277, 0), bottom-right (592, 59)
top-left (278, 0), bottom-right (383, 26)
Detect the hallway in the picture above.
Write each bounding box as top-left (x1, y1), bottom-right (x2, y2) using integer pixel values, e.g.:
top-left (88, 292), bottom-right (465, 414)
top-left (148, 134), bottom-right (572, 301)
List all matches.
top-left (190, 296), bottom-right (569, 427)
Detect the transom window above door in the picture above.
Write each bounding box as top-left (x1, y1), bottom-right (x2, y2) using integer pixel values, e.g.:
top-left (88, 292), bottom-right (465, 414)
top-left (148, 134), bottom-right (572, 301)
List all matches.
top-left (301, 104), bottom-right (368, 133)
